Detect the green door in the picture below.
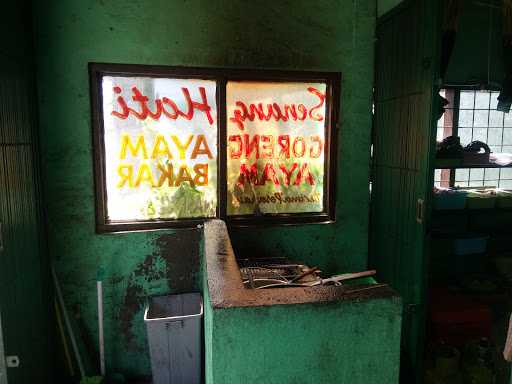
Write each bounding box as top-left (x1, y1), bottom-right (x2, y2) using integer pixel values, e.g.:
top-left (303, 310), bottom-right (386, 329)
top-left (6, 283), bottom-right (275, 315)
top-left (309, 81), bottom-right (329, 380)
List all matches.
top-left (0, 144), bottom-right (48, 383)
top-left (370, 0), bottom-right (439, 381)
top-left (0, 70), bottom-right (50, 383)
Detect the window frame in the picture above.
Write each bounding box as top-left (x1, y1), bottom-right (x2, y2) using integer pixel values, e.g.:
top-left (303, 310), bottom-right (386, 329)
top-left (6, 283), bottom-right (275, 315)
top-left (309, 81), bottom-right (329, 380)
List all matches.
top-left (89, 63), bottom-right (341, 233)
top-left (436, 86), bottom-right (512, 189)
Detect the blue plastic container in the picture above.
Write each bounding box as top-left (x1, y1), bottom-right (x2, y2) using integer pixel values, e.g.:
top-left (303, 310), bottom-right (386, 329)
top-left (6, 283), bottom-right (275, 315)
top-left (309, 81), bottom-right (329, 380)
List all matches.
top-left (453, 235), bottom-right (488, 256)
top-left (434, 190), bottom-right (468, 210)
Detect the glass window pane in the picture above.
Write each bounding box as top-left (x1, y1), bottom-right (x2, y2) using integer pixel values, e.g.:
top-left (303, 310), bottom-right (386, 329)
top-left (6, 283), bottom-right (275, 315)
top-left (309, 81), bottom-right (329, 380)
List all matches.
top-left (455, 169), bottom-right (470, 181)
top-left (469, 180), bottom-right (484, 187)
top-left (473, 110), bottom-right (489, 127)
top-left (472, 128), bottom-right (488, 143)
top-left (470, 168), bottom-right (484, 180)
top-left (458, 127), bottom-right (473, 145)
top-left (436, 126), bottom-right (446, 142)
top-left (460, 91), bottom-right (475, 109)
top-left (503, 129), bottom-right (512, 145)
top-left (487, 128), bottom-right (503, 145)
top-left (436, 169), bottom-right (451, 186)
top-left (434, 169), bottom-right (451, 188)
top-left (489, 145), bottom-right (502, 153)
top-left (505, 113), bottom-right (512, 127)
top-left (454, 180), bottom-right (470, 187)
top-left (501, 168), bottom-right (512, 178)
top-left (490, 92), bottom-right (500, 109)
top-left (102, 76), bottom-right (218, 221)
top-left (499, 180), bottom-right (512, 189)
top-left (489, 110), bottom-right (504, 127)
top-left (484, 168), bottom-right (499, 180)
top-left (226, 81), bottom-right (327, 215)
top-left (458, 110), bottom-right (474, 127)
top-left (437, 114), bottom-right (445, 128)
top-left (484, 181), bottom-right (499, 188)
top-left (475, 91), bottom-right (490, 109)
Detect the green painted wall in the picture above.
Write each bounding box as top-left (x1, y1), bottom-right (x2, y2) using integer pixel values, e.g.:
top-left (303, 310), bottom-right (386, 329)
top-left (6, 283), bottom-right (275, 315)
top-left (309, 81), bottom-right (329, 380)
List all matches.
top-left (204, 294), bottom-right (402, 384)
top-left (33, 0), bottom-right (376, 377)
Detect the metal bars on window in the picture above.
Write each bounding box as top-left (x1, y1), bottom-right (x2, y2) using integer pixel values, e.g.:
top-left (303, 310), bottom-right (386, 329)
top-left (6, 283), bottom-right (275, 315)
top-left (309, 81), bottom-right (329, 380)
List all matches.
top-left (435, 89), bottom-right (512, 189)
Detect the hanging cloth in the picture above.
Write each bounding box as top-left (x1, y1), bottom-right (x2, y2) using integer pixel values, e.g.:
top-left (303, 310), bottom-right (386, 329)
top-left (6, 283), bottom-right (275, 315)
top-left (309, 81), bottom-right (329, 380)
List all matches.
top-left (441, 0), bottom-right (464, 79)
top-left (444, 0), bottom-right (504, 88)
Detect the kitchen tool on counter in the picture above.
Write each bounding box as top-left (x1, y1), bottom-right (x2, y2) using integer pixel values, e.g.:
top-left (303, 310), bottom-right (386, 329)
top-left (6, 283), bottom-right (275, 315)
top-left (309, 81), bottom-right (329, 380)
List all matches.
top-left (309, 269), bottom-right (377, 286)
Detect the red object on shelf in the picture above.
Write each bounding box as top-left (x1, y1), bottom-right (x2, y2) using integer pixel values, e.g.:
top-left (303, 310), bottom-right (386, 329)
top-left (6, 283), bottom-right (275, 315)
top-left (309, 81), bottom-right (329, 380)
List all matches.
top-left (428, 288), bottom-right (492, 346)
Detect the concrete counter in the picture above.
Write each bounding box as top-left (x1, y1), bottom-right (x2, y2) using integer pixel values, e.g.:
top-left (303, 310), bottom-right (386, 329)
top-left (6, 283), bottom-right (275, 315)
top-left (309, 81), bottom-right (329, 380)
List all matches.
top-left (202, 220), bottom-right (402, 384)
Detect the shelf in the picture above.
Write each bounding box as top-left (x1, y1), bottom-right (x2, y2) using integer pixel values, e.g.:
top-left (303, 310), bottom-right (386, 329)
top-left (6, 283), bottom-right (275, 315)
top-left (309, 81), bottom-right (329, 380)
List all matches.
top-left (430, 232), bottom-right (493, 239)
top-left (435, 159), bottom-right (512, 169)
top-left (432, 207), bottom-right (512, 215)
